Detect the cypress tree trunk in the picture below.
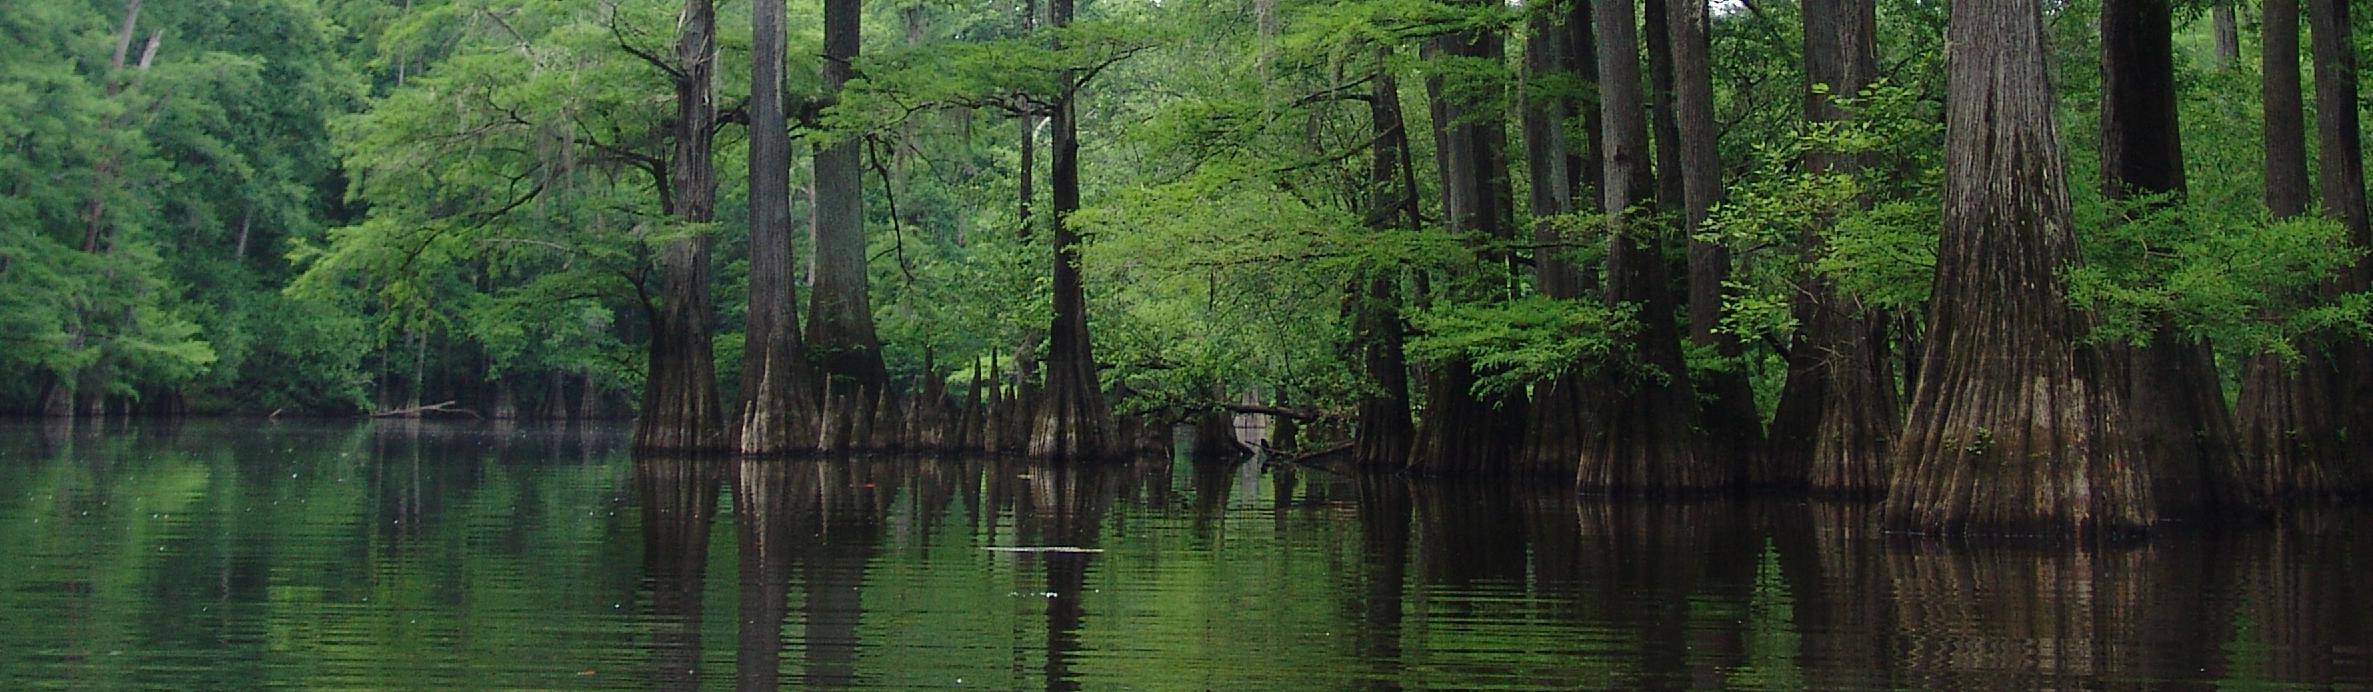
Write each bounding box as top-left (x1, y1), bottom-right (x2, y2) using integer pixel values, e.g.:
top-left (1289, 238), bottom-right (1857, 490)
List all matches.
top-left (1027, 0), bottom-right (1115, 461)
top-left (2234, 0), bottom-right (2356, 505)
top-left (1519, 6), bottom-right (1588, 479)
top-left (2099, 0), bottom-right (2223, 514)
top-left (1409, 3), bottom-right (1525, 476)
top-left (1563, 0), bottom-right (1604, 217)
top-left (2305, 0), bottom-right (2373, 497)
top-left (1665, 0), bottom-right (1764, 470)
top-left (635, 0), bottom-right (727, 453)
top-left (1884, 0), bottom-right (2171, 536)
top-left (1352, 55), bottom-right (1415, 470)
top-left (1643, 0), bottom-right (1684, 211)
top-left (736, 0), bottom-right (822, 455)
top-left (807, 0), bottom-right (890, 391)
top-left (1578, 0), bottom-right (1717, 495)
top-left (2212, 1), bottom-right (2239, 69)
top-left (1769, 0), bottom-right (1897, 496)
top-left (1018, 0), bottom-right (1038, 228)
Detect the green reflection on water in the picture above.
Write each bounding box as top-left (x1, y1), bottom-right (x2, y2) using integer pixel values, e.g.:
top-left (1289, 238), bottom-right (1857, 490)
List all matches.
top-left (0, 420), bottom-right (2365, 690)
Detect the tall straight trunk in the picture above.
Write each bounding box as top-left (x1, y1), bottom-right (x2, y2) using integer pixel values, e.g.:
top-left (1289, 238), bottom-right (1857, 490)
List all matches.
top-left (2099, 0), bottom-right (2223, 514)
top-left (1525, 8), bottom-right (1577, 297)
top-left (1666, 0), bottom-right (1763, 469)
top-left (1884, 0), bottom-right (2172, 535)
top-left (807, 0), bottom-right (888, 391)
top-left (1579, 0), bottom-right (1716, 494)
top-left (1768, 0), bottom-right (1897, 495)
top-left (1013, 0), bottom-right (1043, 396)
top-left (2234, 0), bottom-right (2356, 506)
top-left (2307, 2), bottom-right (2368, 250)
top-left (1027, 0), bottom-right (1115, 461)
top-left (736, 0), bottom-right (821, 454)
top-left (408, 330), bottom-right (427, 415)
top-left (635, 0), bottom-right (727, 453)
top-left (2308, 0), bottom-right (2373, 495)
top-left (2212, 1), bottom-right (2239, 69)
top-left (1564, 0), bottom-right (1605, 214)
top-left (1643, 0), bottom-right (1685, 211)
top-left (1520, 5), bottom-right (1588, 478)
top-left (1353, 56), bottom-right (1416, 470)
top-left (1410, 0), bottom-right (1526, 476)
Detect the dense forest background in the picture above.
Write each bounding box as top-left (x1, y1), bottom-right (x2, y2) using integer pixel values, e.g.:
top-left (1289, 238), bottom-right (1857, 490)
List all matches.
top-left (4, 0), bottom-right (2371, 524)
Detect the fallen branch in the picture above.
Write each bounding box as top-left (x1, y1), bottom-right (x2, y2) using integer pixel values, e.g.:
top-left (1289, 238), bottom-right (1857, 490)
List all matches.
top-left (1223, 402), bottom-right (1321, 422)
top-left (373, 400), bottom-right (483, 419)
top-left (1280, 442), bottom-right (1351, 466)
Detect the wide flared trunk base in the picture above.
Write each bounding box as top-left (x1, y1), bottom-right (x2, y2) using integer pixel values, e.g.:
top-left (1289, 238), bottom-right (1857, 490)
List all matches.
top-left (1406, 360), bottom-right (1522, 476)
top-left (2234, 352), bottom-right (2368, 507)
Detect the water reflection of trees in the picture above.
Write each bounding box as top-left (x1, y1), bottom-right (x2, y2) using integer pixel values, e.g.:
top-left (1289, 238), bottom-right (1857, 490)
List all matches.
top-left (1882, 537), bottom-right (2229, 687)
top-left (1011, 461), bottom-right (1120, 692)
top-left (634, 456), bottom-right (721, 691)
top-left (620, 451), bottom-right (2373, 690)
top-left (2247, 512), bottom-right (2371, 686)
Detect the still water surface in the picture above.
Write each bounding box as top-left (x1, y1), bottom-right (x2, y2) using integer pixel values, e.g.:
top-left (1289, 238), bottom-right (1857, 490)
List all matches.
top-left (1, 420), bottom-right (2366, 689)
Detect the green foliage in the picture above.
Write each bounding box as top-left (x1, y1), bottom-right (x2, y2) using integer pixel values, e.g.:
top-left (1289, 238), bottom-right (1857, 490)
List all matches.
top-left (1406, 296), bottom-right (1640, 398)
top-left (8, 0), bottom-right (2373, 428)
top-left (2069, 193), bottom-right (2370, 359)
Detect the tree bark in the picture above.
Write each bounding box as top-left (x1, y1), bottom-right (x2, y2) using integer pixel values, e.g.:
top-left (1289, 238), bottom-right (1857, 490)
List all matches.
top-left (2099, 0), bottom-right (2224, 515)
top-left (1644, 0), bottom-right (1684, 212)
top-left (1578, 0), bottom-right (1717, 495)
top-left (1352, 54), bottom-right (1416, 470)
top-left (2212, 1), bottom-right (2239, 69)
top-left (1563, 0), bottom-right (1604, 216)
top-left (1409, 1), bottom-right (1526, 476)
top-left (635, 0), bottom-right (728, 453)
top-left (807, 0), bottom-right (889, 391)
top-left (1027, 0), bottom-right (1116, 461)
top-left (736, 0), bottom-right (823, 455)
top-left (1019, 0), bottom-right (1039, 229)
top-left (1666, 0), bottom-right (1764, 471)
top-left (2234, 0), bottom-right (2362, 506)
top-left (1768, 0), bottom-right (1897, 496)
top-left (2307, 0), bottom-right (2373, 495)
top-left (1883, 0), bottom-right (2173, 535)
top-left (1519, 5), bottom-right (1589, 479)
top-left (1525, 7), bottom-right (1577, 298)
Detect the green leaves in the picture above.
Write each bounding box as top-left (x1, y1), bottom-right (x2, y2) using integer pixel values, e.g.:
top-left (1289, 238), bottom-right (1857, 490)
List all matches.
top-left (2069, 192), bottom-right (2369, 359)
top-left (1406, 296), bottom-right (1640, 398)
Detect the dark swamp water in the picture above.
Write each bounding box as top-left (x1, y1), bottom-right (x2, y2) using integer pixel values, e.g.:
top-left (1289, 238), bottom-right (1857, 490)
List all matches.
top-left (1, 420), bottom-right (2366, 690)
